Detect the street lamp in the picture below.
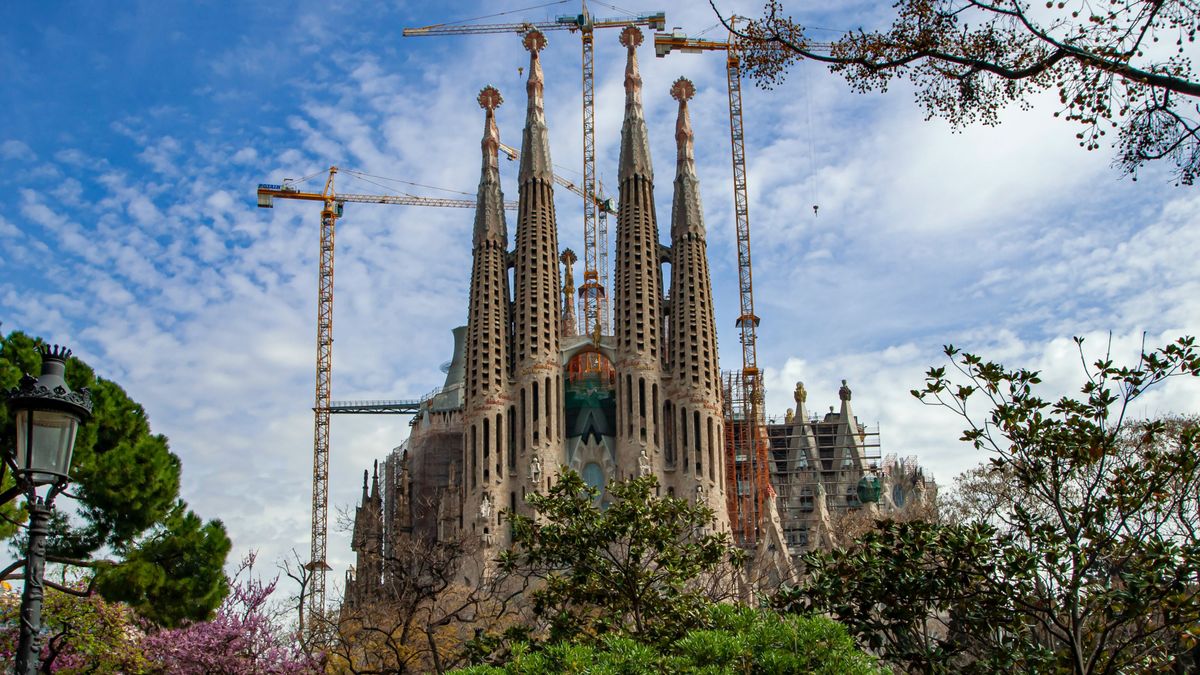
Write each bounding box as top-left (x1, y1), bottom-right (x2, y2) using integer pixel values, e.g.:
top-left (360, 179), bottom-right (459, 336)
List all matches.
top-left (4, 344), bottom-right (92, 675)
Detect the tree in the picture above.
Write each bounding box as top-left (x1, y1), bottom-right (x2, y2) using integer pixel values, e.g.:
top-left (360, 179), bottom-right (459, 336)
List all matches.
top-left (781, 337), bottom-right (1200, 673)
top-left (918, 338), bottom-right (1200, 672)
top-left (494, 471), bottom-right (743, 645)
top-left (452, 604), bottom-right (883, 674)
top-left (778, 519), bottom-right (1054, 673)
top-left (728, 1), bottom-right (1200, 182)
top-left (0, 576), bottom-right (151, 673)
top-left (141, 552), bottom-right (322, 674)
top-left (0, 331), bottom-right (231, 626)
top-left (325, 536), bottom-right (524, 675)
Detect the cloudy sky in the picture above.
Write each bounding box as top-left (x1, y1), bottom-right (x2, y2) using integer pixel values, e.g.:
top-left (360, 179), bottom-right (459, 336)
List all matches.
top-left (3, 1), bottom-right (1197, 596)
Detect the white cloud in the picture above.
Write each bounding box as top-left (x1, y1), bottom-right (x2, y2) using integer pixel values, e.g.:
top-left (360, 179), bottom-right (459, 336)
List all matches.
top-left (1, 140), bottom-right (35, 161)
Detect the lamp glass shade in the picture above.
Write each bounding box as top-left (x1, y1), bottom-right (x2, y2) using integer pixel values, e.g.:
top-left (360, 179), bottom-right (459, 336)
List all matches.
top-left (13, 408), bottom-right (79, 485)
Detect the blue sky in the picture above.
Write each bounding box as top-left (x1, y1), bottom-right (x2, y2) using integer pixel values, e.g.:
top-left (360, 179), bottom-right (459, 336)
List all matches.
top-left (3, 0), bottom-right (1198, 592)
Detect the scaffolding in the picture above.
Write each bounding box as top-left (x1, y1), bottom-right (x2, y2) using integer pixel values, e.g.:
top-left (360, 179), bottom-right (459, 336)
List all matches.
top-left (761, 412), bottom-right (882, 552)
top-left (721, 371), bottom-right (773, 547)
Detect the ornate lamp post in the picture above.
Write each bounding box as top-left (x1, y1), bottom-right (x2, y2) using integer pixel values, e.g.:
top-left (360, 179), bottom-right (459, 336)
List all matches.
top-left (4, 345), bottom-right (92, 675)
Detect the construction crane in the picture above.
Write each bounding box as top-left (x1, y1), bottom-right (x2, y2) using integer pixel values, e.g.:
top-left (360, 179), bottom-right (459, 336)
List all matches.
top-left (255, 166), bottom-right (516, 634)
top-left (654, 27), bottom-right (830, 546)
top-left (496, 141), bottom-right (618, 333)
top-left (404, 2), bottom-right (666, 336)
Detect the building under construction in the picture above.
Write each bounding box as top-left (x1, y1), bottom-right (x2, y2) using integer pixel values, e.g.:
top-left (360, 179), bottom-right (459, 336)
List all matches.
top-left (342, 26), bottom-right (934, 607)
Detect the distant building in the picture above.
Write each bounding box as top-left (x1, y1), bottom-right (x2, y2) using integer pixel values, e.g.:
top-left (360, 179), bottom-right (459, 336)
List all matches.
top-left (767, 380), bottom-right (935, 558)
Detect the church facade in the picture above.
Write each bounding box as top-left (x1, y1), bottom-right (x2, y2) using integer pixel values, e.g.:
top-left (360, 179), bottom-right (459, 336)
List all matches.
top-left (343, 28), bottom-right (936, 607)
top-left (345, 26), bottom-right (731, 602)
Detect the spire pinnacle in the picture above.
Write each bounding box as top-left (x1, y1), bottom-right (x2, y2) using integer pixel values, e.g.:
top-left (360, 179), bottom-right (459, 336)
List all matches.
top-left (361, 469), bottom-right (369, 501)
top-left (474, 85), bottom-right (507, 247)
top-left (478, 85), bottom-right (502, 170)
top-left (671, 77), bottom-right (696, 170)
top-left (620, 26), bottom-right (644, 105)
top-left (523, 30), bottom-right (546, 118)
top-left (519, 29), bottom-right (553, 183)
top-left (370, 460), bottom-right (380, 500)
top-left (618, 25), bottom-right (652, 182)
top-left (670, 77), bottom-right (704, 239)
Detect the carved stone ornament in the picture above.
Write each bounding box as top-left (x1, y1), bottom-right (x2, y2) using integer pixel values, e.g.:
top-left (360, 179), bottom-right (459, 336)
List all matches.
top-left (794, 381), bottom-right (807, 405)
top-left (478, 493), bottom-right (493, 520)
top-left (477, 86), bottom-right (503, 111)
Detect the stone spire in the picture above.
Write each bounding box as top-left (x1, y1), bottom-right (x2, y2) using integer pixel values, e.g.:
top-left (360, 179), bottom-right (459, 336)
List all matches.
top-left (668, 77), bottom-right (717, 385)
top-left (612, 24), bottom-right (665, 475)
top-left (834, 379), bottom-right (865, 471)
top-left (348, 463), bottom-right (383, 607)
top-left (665, 77), bottom-right (726, 524)
top-left (560, 248), bottom-right (578, 337)
top-left (473, 86), bottom-right (507, 247)
top-left (618, 26), bottom-right (652, 182)
top-left (512, 27), bottom-right (562, 526)
top-left (370, 459), bottom-right (380, 504)
top-left (519, 30), bottom-right (553, 184)
top-left (464, 85), bottom-right (513, 538)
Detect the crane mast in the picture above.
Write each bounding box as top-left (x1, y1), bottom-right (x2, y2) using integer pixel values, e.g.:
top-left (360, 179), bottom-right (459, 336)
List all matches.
top-left (579, 20), bottom-right (603, 335)
top-left (404, 3), bottom-right (665, 337)
top-left (255, 167), bottom-right (516, 635)
top-left (310, 168), bottom-right (336, 634)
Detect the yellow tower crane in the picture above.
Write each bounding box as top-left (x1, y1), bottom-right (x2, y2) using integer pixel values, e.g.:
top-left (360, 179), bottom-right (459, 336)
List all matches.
top-left (654, 27), bottom-right (830, 546)
top-left (255, 167), bottom-right (516, 633)
top-left (404, 2), bottom-right (665, 337)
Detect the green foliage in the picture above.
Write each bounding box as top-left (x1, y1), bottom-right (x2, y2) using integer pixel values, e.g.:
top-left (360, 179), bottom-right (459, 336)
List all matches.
top-left (452, 604), bottom-right (882, 674)
top-left (497, 471), bottom-right (741, 643)
top-left (779, 519), bottom-right (1052, 673)
top-left (95, 502), bottom-right (231, 626)
top-left (1, 331), bottom-right (230, 627)
top-left (736, 1), bottom-right (1200, 183)
top-left (0, 581), bottom-right (151, 673)
top-left (783, 336), bottom-right (1200, 674)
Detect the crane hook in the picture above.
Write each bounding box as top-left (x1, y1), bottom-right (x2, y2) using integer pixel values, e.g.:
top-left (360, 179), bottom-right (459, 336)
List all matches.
top-left (812, 204), bottom-right (819, 217)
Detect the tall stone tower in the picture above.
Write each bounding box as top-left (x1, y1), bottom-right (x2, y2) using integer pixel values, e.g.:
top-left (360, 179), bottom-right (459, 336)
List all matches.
top-left (664, 77), bottom-right (726, 517)
top-left (612, 26), bottom-right (666, 475)
top-left (511, 30), bottom-right (564, 516)
top-left (463, 84), bottom-right (512, 549)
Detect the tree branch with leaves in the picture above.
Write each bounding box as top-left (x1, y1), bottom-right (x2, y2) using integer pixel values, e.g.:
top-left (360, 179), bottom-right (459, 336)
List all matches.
top-left (724, 0), bottom-right (1200, 183)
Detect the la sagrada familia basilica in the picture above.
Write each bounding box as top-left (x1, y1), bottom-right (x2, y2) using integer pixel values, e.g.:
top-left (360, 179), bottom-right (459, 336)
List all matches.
top-left (344, 27), bottom-right (934, 605)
